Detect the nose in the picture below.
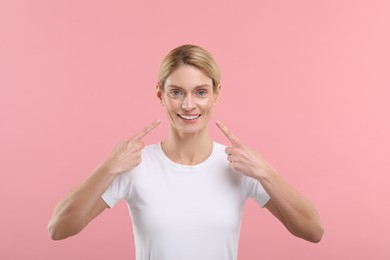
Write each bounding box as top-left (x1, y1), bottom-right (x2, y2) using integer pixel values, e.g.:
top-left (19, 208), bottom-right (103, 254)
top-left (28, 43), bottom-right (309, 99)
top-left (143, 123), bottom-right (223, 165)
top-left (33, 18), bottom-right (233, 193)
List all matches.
top-left (181, 94), bottom-right (196, 111)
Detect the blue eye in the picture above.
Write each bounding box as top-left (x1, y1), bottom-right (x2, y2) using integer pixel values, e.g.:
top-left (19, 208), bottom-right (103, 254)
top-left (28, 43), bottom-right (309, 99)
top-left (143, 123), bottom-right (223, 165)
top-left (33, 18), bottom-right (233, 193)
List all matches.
top-left (197, 90), bottom-right (207, 96)
top-left (170, 89), bottom-right (182, 97)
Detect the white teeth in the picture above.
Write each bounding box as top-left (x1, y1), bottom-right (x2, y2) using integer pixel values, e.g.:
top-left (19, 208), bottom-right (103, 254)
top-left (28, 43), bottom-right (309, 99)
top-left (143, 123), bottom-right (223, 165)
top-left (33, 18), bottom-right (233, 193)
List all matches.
top-left (179, 114), bottom-right (201, 120)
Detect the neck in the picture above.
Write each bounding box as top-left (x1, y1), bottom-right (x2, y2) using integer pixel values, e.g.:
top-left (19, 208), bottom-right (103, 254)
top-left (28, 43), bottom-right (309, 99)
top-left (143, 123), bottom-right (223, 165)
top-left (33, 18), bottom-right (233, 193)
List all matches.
top-left (161, 125), bottom-right (213, 165)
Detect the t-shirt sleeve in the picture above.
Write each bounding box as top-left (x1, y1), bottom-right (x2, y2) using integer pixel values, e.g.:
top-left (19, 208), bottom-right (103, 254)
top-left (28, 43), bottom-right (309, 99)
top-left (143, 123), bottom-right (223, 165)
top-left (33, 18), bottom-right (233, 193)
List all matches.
top-left (101, 172), bottom-right (131, 208)
top-left (245, 176), bottom-right (271, 208)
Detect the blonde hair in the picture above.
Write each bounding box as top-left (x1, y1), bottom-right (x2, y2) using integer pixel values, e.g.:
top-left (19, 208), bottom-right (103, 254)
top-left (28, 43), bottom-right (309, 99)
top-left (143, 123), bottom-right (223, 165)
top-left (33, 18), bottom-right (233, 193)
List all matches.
top-left (157, 44), bottom-right (220, 91)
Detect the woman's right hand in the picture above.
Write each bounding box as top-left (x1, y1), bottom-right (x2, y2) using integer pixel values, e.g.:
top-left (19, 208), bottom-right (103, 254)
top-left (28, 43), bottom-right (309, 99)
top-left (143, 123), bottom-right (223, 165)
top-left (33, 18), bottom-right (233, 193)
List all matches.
top-left (99, 119), bottom-right (161, 176)
top-left (48, 119), bottom-right (161, 240)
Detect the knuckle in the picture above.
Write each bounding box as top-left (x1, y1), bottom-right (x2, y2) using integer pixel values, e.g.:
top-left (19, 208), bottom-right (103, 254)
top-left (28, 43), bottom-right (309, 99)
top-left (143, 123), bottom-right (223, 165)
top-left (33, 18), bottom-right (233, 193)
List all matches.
top-left (142, 126), bottom-right (150, 134)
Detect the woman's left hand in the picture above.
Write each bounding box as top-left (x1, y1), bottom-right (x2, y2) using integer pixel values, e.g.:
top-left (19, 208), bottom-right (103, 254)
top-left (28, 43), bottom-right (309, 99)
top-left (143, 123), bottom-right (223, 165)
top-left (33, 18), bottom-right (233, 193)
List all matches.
top-left (217, 120), bottom-right (324, 243)
top-left (216, 121), bottom-right (275, 180)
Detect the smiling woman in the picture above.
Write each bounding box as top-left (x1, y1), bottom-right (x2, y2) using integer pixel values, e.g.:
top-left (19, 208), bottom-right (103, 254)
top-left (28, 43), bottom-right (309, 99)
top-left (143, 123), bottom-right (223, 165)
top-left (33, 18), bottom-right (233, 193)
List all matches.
top-left (158, 64), bottom-right (220, 137)
top-left (48, 44), bottom-right (323, 260)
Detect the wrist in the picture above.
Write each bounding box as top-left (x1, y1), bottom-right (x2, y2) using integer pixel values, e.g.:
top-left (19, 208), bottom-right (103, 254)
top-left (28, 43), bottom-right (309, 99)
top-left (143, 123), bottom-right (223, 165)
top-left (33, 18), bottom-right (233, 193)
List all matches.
top-left (255, 165), bottom-right (277, 183)
top-left (95, 162), bottom-right (119, 177)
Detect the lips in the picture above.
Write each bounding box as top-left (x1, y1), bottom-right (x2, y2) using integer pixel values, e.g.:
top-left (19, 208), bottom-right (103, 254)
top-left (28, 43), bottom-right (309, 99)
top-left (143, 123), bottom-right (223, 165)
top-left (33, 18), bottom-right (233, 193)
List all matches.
top-left (177, 114), bottom-right (201, 120)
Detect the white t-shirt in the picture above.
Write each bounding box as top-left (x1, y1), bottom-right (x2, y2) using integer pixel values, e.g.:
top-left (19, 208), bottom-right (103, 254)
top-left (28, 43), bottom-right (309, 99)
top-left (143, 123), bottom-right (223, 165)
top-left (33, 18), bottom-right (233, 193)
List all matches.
top-left (102, 142), bottom-right (270, 260)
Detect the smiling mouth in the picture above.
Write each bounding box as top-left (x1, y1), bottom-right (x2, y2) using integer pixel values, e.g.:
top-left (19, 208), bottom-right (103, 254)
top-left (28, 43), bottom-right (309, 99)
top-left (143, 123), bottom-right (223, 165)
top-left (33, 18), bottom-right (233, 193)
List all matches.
top-left (177, 114), bottom-right (201, 120)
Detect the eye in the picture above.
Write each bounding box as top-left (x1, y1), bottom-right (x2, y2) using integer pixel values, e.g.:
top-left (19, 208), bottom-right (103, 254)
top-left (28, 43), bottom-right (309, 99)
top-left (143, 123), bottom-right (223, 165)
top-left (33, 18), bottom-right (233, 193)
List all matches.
top-left (169, 89), bottom-right (183, 97)
top-left (197, 89), bottom-right (208, 96)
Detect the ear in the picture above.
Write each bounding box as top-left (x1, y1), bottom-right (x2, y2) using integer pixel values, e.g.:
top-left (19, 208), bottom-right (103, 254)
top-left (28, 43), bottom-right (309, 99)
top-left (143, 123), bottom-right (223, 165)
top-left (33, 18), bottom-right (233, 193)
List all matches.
top-left (156, 84), bottom-right (164, 105)
top-left (214, 84), bottom-right (222, 104)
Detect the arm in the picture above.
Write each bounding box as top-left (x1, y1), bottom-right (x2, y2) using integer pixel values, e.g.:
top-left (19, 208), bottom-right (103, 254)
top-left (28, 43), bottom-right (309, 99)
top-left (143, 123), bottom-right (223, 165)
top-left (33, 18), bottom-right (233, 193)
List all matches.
top-left (47, 166), bottom-right (114, 240)
top-left (47, 120), bottom-right (160, 240)
top-left (261, 172), bottom-right (323, 243)
top-left (216, 121), bottom-right (323, 243)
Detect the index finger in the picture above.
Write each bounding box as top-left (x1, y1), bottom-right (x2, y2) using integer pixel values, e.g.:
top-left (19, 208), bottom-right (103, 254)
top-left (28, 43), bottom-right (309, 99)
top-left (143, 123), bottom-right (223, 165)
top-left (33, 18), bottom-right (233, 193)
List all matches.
top-left (132, 119), bottom-right (161, 141)
top-left (216, 120), bottom-right (241, 147)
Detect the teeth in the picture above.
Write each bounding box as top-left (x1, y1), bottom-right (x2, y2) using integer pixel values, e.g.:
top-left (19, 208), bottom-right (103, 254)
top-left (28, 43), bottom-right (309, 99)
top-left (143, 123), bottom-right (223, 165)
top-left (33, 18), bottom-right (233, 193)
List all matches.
top-left (179, 114), bottom-right (200, 120)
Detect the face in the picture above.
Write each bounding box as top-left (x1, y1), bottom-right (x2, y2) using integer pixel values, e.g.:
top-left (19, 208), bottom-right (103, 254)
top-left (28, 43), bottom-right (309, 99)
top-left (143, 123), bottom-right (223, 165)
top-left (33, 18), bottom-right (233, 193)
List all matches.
top-left (157, 65), bottom-right (220, 136)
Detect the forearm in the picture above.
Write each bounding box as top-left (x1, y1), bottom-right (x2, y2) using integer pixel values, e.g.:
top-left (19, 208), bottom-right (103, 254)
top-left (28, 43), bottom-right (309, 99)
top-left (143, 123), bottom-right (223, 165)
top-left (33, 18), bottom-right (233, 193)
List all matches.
top-left (215, 121), bottom-right (323, 242)
top-left (48, 120), bottom-right (159, 240)
top-left (258, 170), bottom-right (323, 242)
top-left (48, 165), bottom-right (115, 239)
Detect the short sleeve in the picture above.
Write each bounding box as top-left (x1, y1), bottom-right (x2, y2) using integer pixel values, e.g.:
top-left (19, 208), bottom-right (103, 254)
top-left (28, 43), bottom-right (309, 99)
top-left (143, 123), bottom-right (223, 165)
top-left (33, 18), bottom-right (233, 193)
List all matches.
top-left (245, 176), bottom-right (271, 208)
top-left (101, 171), bottom-right (131, 208)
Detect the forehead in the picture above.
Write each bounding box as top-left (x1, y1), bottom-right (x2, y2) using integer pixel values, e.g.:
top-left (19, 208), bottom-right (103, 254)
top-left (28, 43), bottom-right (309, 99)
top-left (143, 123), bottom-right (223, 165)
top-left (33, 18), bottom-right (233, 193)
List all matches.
top-left (165, 65), bottom-right (212, 89)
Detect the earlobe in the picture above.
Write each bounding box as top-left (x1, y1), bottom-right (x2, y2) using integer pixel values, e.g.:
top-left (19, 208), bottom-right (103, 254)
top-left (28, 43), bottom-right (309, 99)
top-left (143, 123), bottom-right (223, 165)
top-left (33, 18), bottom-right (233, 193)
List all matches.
top-left (157, 95), bottom-right (164, 106)
top-left (156, 84), bottom-right (164, 106)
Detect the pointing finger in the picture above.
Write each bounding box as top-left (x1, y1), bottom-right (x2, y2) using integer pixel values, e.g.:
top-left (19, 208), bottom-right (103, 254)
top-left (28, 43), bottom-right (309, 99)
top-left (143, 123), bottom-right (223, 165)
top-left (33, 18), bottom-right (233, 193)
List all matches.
top-left (132, 119), bottom-right (161, 141)
top-left (216, 120), bottom-right (241, 147)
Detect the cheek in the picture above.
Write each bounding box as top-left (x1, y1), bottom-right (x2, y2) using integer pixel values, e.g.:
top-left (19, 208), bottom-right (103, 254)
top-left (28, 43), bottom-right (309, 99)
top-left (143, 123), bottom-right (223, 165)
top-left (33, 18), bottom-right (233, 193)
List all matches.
top-left (162, 97), bottom-right (179, 111)
top-left (200, 98), bottom-right (215, 111)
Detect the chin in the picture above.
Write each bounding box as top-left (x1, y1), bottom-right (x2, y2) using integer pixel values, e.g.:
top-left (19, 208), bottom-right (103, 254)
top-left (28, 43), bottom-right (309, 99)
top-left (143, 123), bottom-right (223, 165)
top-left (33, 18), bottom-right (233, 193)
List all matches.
top-left (173, 121), bottom-right (209, 136)
top-left (177, 125), bottom-right (206, 135)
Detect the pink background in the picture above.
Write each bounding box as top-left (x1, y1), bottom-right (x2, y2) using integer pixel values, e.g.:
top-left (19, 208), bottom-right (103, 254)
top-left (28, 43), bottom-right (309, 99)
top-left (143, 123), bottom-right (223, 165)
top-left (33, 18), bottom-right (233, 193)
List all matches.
top-left (1, 0), bottom-right (389, 259)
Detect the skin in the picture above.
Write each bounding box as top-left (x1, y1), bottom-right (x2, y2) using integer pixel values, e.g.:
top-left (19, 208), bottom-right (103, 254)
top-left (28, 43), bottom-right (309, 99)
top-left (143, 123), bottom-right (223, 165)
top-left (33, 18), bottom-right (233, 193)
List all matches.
top-left (48, 64), bottom-right (323, 243)
top-left (157, 64), bottom-right (220, 165)
top-left (47, 120), bottom-right (160, 240)
top-left (216, 121), bottom-right (324, 242)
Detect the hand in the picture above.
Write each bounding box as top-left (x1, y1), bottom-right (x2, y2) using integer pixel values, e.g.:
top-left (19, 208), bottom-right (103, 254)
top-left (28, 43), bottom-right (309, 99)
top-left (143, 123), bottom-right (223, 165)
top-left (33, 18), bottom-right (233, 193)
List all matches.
top-left (100, 119), bottom-right (161, 176)
top-left (216, 120), bottom-right (275, 180)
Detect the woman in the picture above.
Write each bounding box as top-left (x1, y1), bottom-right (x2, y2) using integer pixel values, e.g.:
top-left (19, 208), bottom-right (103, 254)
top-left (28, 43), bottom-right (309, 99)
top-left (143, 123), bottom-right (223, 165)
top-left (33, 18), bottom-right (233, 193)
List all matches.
top-left (48, 44), bottom-right (323, 259)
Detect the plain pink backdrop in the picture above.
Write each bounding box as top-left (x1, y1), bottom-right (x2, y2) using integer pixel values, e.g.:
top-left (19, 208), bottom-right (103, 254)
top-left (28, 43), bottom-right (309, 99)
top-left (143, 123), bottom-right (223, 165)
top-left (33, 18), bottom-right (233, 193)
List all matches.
top-left (1, 0), bottom-right (389, 259)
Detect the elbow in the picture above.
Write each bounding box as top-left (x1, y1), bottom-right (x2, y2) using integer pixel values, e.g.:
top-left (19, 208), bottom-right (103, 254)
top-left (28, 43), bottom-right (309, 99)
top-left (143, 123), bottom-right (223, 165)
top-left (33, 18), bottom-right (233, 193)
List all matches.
top-left (47, 220), bottom-right (74, 240)
top-left (306, 223), bottom-right (324, 243)
top-left (313, 225), bottom-right (324, 243)
top-left (48, 222), bottom-right (65, 240)
top-left (301, 210), bottom-right (324, 243)
top-left (289, 219), bottom-right (324, 243)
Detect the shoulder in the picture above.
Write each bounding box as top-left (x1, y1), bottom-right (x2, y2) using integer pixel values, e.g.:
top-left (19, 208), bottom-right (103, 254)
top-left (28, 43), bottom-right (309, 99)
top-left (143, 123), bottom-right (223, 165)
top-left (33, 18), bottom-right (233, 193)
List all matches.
top-left (213, 141), bottom-right (228, 154)
top-left (212, 141), bottom-right (260, 184)
top-left (209, 141), bottom-right (233, 170)
top-left (212, 141), bottom-right (230, 162)
top-left (143, 142), bottom-right (160, 153)
top-left (142, 142), bottom-right (163, 156)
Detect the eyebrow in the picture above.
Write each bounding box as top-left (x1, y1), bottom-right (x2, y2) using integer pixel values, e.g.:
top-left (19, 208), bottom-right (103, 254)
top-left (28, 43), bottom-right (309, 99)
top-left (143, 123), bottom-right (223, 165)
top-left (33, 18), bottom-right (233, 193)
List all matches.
top-left (166, 84), bottom-right (212, 89)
